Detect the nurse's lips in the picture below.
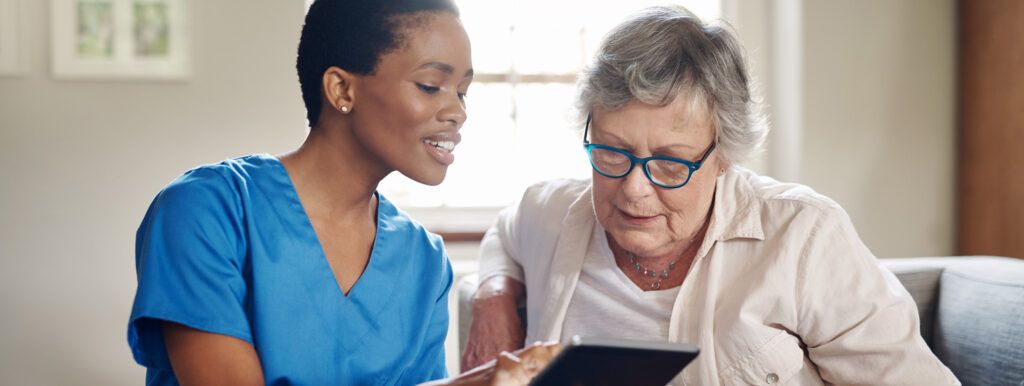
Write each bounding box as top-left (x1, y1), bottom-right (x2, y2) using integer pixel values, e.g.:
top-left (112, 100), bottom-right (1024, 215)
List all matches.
top-left (421, 131), bottom-right (461, 166)
top-left (619, 209), bottom-right (658, 225)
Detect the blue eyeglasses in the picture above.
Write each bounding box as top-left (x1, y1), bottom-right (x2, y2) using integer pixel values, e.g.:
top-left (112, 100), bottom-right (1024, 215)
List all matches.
top-left (583, 114), bottom-right (716, 189)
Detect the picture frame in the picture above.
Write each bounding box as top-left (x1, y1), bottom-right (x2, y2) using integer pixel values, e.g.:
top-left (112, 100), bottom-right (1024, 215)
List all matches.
top-left (0, 0), bottom-right (27, 75)
top-left (51, 0), bottom-right (190, 80)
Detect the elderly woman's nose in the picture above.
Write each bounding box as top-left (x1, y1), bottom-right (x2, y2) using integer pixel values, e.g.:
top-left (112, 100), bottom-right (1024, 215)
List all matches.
top-left (621, 164), bottom-right (655, 198)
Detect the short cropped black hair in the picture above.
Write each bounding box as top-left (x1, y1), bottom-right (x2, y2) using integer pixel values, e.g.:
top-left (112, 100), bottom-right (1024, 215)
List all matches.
top-left (297, 0), bottom-right (460, 127)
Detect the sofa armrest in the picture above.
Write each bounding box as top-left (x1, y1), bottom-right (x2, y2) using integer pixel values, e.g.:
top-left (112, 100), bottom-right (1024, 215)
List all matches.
top-left (880, 257), bottom-right (970, 346)
top-left (931, 256), bottom-right (1024, 385)
top-left (457, 273), bottom-right (479, 358)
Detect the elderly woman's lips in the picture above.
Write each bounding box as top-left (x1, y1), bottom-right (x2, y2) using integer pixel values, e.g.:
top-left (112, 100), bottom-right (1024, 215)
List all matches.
top-left (619, 209), bottom-right (658, 225)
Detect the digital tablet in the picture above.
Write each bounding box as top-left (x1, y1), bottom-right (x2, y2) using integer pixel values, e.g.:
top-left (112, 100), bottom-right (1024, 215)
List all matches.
top-left (529, 336), bottom-right (700, 386)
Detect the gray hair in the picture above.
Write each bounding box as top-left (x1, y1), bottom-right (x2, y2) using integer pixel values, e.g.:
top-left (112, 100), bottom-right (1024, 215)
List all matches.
top-left (577, 6), bottom-right (767, 166)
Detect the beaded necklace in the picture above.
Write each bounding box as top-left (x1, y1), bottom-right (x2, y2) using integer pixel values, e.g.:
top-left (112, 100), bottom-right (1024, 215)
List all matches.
top-left (621, 213), bottom-right (711, 290)
top-left (625, 250), bottom-right (682, 290)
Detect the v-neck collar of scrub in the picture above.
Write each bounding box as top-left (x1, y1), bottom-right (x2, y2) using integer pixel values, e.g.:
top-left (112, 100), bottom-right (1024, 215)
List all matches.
top-left (258, 153), bottom-right (399, 307)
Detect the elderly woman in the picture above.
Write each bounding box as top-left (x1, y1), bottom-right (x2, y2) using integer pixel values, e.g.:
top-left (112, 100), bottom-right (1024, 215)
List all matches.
top-left (463, 6), bottom-right (958, 385)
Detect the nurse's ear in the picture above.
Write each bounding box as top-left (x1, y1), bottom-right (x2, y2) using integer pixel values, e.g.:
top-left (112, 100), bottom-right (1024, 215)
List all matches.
top-left (321, 66), bottom-right (356, 115)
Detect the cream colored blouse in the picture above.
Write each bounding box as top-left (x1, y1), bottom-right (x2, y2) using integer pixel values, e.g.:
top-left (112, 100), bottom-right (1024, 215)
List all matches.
top-left (477, 167), bottom-right (958, 385)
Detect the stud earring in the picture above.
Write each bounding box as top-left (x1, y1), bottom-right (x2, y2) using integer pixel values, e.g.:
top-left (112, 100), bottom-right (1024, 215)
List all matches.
top-left (340, 106), bottom-right (350, 113)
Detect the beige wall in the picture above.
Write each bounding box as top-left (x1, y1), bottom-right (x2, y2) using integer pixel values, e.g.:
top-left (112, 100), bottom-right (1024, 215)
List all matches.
top-left (725, 0), bottom-right (955, 258)
top-left (0, 0), bottom-right (955, 384)
top-left (799, 0), bottom-right (955, 257)
top-left (0, 1), bottom-right (306, 384)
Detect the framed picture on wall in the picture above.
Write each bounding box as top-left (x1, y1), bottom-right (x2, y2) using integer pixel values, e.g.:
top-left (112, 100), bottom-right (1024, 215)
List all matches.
top-left (51, 0), bottom-right (190, 80)
top-left (0, 0), bottom-right (27, 76)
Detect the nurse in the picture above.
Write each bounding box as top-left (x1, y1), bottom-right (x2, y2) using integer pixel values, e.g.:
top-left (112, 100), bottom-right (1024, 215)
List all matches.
top-left (127, 0), bottom-right (483, 384)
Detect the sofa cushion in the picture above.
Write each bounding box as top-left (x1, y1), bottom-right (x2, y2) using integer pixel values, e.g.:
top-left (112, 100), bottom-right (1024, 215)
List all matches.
top-left (457, 273), bottom-right (479, 356)
top-left (882, 257), bottom-right (964, 347)
top-left (933, 257), bottom-right (1024, 386)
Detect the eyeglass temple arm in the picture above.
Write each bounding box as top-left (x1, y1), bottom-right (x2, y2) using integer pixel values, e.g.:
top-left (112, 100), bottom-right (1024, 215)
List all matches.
top-left (583, 113), bottom-right (592, 144)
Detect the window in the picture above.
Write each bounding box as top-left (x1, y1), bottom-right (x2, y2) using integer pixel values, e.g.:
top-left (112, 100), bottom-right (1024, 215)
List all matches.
top-left (302, 0), bottom-right (722, 224)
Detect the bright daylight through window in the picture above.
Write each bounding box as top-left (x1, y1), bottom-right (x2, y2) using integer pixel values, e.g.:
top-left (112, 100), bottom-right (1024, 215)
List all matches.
top-left (305, 0), bottom-right (722, 214)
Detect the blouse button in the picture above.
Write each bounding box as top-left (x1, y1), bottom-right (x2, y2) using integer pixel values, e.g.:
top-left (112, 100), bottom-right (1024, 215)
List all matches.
top-left (765, 372), bottom-right (780, 384)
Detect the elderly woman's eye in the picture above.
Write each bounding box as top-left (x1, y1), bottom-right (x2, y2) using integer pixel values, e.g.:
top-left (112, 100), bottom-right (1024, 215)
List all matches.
top-left (658, 160), bottom-right (687, 172)
top-left (593, 151), bottom-right (627, 165)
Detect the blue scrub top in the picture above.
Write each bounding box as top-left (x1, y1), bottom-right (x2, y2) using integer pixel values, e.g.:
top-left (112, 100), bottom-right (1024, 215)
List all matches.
top-left (128, 154), bottom-right (451, 385)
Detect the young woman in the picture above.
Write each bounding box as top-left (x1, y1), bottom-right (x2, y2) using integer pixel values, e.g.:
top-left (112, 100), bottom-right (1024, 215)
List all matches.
top-left (127, 1), bottom-right (486, 384)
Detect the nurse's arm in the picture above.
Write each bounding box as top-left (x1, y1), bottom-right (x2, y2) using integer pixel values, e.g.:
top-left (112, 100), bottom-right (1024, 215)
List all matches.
top-left (162, 321), bottom-right (264, 385)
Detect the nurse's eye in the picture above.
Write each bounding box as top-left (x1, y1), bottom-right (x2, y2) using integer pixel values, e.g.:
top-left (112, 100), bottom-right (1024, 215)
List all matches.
top-left (416, 84), bottom-right (440, 94)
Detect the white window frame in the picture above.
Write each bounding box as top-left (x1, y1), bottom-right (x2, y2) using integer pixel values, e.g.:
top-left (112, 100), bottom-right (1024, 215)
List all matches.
top-left (301, 0), bottom-right (745, 237)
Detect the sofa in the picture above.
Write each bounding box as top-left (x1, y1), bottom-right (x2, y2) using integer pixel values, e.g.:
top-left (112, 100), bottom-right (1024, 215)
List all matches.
top-left (456, 256), bottom-right (1024, 385)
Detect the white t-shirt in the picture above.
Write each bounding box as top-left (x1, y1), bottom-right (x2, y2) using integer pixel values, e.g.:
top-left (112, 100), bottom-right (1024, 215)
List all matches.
top-left (560, 221), bottom-right (680, 342)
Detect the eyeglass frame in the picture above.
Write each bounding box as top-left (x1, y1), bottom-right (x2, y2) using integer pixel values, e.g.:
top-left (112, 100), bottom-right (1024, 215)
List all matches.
top-left (582, 113), bottom-right (716, 189)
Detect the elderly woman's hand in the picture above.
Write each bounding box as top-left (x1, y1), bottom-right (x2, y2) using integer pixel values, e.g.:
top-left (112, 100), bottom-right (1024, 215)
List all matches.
top-left (462, 276), bottom-right (527, 370)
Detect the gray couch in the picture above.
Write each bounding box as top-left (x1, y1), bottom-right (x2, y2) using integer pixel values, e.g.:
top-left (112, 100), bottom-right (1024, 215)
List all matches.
top-left (457, 256), bottom-right (1024, 385)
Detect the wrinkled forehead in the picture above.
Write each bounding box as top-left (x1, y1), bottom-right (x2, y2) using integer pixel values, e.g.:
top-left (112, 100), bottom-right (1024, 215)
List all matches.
top-left (668, 92), bottom-right (714, 133)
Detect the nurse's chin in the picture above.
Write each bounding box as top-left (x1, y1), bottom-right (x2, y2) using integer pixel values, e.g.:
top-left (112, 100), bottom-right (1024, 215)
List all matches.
top-left (398, 168), bottom-right (448, 187)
